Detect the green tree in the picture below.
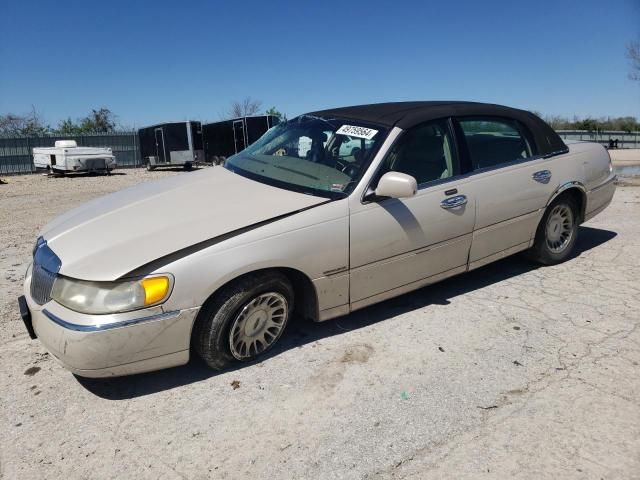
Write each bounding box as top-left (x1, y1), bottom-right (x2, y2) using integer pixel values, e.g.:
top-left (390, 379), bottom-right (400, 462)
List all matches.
top-left (616, 116), bottom-right (639, 133)
top-left (78, 108), bottom-right (117, 133)
top-left (54, 108), bottom-right (118, 134)
top-left (574, 118), bottom-right (600, 131)
top-left (57, 117), bottom-right (82, 135)
top-left (265, 106), bottom-right (286, 121)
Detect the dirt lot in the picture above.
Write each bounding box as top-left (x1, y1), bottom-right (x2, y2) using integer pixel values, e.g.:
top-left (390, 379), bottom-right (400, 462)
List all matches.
top-left (1, 168), bottom-right (639, 479)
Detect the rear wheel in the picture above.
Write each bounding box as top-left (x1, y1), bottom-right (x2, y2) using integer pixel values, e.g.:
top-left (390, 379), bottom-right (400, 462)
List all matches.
top-left (193, 272), bottom-right (293, 370)
top-left (528, 195), bottom-right (578, 265)
top-left (184, 162), bottom-right (192, 171)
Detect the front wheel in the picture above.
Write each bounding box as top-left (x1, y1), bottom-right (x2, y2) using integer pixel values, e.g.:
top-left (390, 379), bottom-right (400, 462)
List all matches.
top-left (528, 195), bottom-right (578, 265)
top-left (193, 272), bottom-right (294, 370)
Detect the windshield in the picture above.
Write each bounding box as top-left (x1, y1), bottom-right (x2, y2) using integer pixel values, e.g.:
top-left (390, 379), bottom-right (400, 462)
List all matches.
top-left (224, 115), bottom-right (387, 198)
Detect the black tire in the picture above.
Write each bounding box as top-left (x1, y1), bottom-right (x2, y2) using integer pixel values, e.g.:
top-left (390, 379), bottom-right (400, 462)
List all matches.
top-left (193, 271), bottom-right (294, 370)
top-left (184, 162), bottom-right (192, 171)
top-left (146, 163), bottom-right (155, 171)
top-left (528, 195), bottom-right (579, 265)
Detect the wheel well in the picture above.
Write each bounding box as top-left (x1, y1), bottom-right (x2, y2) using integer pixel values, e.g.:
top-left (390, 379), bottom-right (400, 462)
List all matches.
top-left (276, 268), bottom-right (320, 322)
top-left (553, 187), bottom-right (586, 224)
top-left (200, 267), bottom-right (319, 323)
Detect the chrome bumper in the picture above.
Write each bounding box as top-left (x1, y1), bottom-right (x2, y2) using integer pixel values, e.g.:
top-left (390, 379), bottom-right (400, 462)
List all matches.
top-left (41, 308), bottom-right (183, 332)
top-left (23, 275), bottom-right (200, 378)
top-left (584, 174), bottom-right (616, 222)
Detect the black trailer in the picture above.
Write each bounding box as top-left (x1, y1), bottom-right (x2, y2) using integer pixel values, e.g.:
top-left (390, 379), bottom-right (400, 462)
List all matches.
top-left (203, 115), bottom-right (280, 164)
top-left (138, 121), bottom-right (203, 171)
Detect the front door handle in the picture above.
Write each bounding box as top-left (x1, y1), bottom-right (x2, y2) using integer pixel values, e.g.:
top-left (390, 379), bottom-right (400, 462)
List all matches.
top-left (440, 194), bottom-right (467, 209)
top-left (532, 170), bottom-right (552, 183)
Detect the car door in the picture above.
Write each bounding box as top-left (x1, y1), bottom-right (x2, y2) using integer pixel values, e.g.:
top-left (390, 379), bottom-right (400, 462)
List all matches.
top-left (349, 119), bottom-right (476, 310)
top-left (455, 117), bottom-right (557, 269)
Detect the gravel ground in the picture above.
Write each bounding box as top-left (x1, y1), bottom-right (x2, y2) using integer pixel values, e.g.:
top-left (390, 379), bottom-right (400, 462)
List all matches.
top-left (0, 169), bottom-right (639, 479)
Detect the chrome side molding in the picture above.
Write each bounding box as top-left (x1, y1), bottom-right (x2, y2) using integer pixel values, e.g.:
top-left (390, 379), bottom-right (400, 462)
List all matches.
top-left (42, 309), bottom-right (182, 332)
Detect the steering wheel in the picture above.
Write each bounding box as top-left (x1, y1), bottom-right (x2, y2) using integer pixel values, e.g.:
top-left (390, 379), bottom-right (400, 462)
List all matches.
top-left (335, 158), bottom-right (348, 170)
top-left (342, 163), bottom-right (361, 178)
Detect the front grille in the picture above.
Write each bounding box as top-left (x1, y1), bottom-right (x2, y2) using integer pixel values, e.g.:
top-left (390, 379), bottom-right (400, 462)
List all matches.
top-left (30, 263), bottom-right (56, 305)
top-left (30, 238), bottom-right (61, 306)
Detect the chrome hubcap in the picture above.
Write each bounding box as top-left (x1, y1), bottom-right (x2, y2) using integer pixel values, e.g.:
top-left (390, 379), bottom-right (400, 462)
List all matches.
top-left (229, 292), bottom-right (288, 360)
top-left (545, 205), bottom-right (574, 253)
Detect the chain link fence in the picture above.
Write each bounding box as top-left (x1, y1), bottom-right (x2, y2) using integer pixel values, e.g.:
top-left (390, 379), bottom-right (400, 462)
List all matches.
top-left (0, 132), bottom-right (140, 175)
top-left (556, 130), bottom-right (640, 148)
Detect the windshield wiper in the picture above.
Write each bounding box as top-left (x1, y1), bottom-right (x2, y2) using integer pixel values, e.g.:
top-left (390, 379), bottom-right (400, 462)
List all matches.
top-left (274, 165), bottom-right (319, 180)
top-left (246, 157), bottom-right (268, 165)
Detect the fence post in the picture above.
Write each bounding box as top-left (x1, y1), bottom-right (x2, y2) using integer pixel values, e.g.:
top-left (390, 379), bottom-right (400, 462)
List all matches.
top-left (134, 131), bottom-right (139, 168)
top-left (27, 136), bottom-right (33, 173)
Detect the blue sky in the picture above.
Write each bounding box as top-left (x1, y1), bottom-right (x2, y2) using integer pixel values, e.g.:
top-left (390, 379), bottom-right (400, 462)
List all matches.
top-left (1, 0), bottom-right (638, 128)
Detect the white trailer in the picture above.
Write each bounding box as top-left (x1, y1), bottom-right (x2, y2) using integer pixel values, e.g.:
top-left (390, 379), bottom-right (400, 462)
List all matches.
top-left (33, 140), bottom-right (116, 174)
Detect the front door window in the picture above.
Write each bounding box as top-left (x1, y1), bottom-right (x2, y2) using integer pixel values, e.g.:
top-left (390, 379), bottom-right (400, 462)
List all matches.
top-left (376, 119), bottom-right (457, 187)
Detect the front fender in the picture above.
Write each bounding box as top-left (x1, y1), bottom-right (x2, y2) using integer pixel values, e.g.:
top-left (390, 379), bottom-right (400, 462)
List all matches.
top-left (158, 200), bottom-right (350, 314)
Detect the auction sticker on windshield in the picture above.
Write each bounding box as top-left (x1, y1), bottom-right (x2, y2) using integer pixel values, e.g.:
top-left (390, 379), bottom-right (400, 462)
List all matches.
top-left (336, 125), bottom-right (378, 140)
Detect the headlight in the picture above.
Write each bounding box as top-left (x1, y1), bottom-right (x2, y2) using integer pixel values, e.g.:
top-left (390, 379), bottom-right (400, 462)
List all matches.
top-left (50, 275), bottom-right (173, 314)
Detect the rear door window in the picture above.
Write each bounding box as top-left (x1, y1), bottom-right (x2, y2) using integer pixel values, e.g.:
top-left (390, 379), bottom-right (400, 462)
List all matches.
top-left (458, 117), bottom-right (533, 170)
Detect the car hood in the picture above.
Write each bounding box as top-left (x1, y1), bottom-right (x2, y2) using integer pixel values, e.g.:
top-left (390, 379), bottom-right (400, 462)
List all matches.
top-left (40, 168), bottom-right (326, 281)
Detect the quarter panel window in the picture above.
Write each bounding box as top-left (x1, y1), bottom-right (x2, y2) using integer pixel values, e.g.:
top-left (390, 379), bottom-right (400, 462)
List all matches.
top-left (459, 117), bottom-right (533, 170)
top-left (378, 119), bottom-right (457, 186)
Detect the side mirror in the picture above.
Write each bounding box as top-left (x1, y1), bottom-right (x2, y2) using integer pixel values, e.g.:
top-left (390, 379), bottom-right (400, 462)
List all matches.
top-left (374, 172), bottom-right (417, 199)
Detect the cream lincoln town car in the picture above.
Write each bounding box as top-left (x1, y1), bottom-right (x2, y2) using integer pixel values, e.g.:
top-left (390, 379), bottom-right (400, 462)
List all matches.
top-left (18, 102), bottom-right (616, 377)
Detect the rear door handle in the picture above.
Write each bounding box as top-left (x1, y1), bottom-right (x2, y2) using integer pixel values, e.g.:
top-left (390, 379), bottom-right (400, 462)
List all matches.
top-left (532, 170), bottom-right (552, 183)
top-left (440, 194), bottom-right (467, 209)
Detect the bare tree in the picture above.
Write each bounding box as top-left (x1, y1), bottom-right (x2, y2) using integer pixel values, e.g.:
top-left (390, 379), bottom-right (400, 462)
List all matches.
top-left (627, 41), bottom-right (640, 81)
top-left (0, 113), bottom-right (25, 135)
top-left (543, 115), bottom-right (571, 130)
top-left (0, 106), bottom-right (50, 135)
top-left (225, 97), bottom-right (263, 119)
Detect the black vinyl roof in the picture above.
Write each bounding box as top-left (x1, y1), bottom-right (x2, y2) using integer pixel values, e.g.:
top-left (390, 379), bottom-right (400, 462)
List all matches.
top-left (310, 101), bottom-right (567, 156)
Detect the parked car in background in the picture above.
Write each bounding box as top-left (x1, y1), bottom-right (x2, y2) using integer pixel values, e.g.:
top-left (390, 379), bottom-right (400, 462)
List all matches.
top-left (18, 101), bottom-right (616, 377)
top-left (33, 140), bottom-right (116, 174)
